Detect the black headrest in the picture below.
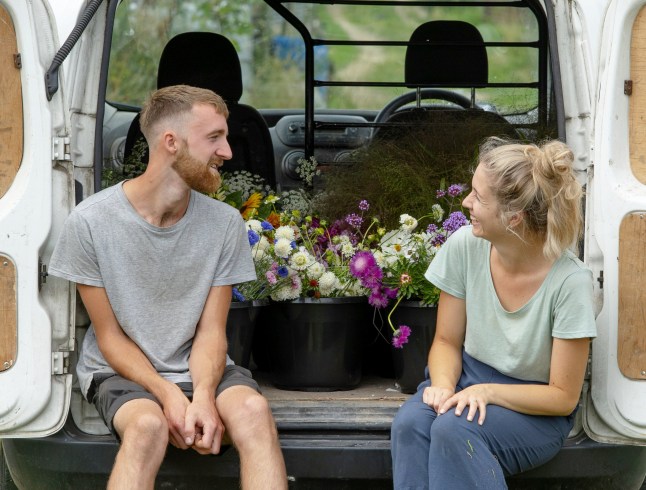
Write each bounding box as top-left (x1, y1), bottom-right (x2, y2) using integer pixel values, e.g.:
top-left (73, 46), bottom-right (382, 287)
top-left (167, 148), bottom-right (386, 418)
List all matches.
top-left (157, 32), bottom-right (243, 103)
top-left (405, 21), bottom-right (488, 88)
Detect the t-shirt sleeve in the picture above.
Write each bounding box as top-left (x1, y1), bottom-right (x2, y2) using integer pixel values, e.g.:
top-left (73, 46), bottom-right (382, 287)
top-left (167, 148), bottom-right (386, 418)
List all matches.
top-left (211, 212), bottom-right (257, 286)
top-left (552, 268), bottom-right (597, 339)
top-left (424, 227), bottom-right (469, 299)
top-left (48, 210), bottom-right (104, 287)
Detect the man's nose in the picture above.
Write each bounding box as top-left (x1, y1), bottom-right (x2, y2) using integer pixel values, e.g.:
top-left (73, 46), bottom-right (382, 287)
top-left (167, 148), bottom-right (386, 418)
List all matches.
top-left (218, 139), bottom-right (233, 160)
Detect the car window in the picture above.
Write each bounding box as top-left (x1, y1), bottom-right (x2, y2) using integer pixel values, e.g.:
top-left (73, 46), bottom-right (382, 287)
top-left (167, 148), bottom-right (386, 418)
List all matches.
top-left (106, 0), bottom-right (541, 115)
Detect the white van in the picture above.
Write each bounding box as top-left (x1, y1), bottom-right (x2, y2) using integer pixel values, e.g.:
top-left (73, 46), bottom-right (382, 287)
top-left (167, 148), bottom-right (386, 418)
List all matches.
top-left (1, 0), bottom-right (645, 488)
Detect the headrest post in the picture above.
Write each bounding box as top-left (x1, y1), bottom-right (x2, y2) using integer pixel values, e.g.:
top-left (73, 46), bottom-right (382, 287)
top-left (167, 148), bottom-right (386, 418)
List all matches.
top-left (416, 87), bottom-right (422, 108)
top-left (470, 88), bottom-right (476, 108)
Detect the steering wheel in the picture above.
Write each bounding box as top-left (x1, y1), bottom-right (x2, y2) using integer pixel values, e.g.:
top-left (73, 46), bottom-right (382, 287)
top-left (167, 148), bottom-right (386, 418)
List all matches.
top-left (374, 88), bottom-right (480, 126)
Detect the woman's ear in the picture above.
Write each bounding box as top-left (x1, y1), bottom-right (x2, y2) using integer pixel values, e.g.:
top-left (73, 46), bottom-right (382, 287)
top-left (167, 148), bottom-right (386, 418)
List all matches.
top-left (508, 211), bottom-right (524, 229)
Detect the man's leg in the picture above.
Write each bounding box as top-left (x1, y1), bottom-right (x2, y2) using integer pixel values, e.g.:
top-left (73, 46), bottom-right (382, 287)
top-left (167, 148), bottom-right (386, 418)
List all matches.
top-left (109, 398), bottom-right (169, 490)
top-left (216, 385), bottom-right (287, 490)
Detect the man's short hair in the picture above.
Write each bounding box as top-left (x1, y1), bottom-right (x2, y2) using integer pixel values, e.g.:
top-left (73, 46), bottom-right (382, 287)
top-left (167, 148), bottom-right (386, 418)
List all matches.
top-left (139, 84), bottom-right (229, 142)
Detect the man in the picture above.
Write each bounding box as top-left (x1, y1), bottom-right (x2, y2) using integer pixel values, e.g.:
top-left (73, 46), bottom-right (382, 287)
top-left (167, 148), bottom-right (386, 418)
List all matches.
top-left (49, 85), bottom-right (287, 489)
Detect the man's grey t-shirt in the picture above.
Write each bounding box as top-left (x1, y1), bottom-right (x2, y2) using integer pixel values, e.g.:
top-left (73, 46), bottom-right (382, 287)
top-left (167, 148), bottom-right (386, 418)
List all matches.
top-left (49, 182), bottom-right (256, 398)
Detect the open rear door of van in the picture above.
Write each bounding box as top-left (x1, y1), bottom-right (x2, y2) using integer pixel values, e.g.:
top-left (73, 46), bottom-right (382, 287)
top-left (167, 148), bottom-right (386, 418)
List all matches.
top-left (0, 0), bottom-right (78, 438)
top-left (584, 0), bottom-right (646, 445)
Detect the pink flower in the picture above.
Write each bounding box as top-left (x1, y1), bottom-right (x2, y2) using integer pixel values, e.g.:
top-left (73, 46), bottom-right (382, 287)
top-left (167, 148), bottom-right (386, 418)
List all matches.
top-left (349, 251), bottom-right (377, 277)
top-left (392, 325), bottom-right (412, 348)
top-left (266, 271), bottom-right (277, 285)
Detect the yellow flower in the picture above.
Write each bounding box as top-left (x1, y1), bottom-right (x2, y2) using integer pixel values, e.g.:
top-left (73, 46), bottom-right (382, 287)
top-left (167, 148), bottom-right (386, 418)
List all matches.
top-left (240, 192), bottom-right (263, 219)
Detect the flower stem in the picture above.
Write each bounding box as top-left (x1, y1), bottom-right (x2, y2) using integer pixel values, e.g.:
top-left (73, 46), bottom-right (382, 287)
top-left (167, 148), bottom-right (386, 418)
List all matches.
top-left (387, 294), bottom-right (404, 334)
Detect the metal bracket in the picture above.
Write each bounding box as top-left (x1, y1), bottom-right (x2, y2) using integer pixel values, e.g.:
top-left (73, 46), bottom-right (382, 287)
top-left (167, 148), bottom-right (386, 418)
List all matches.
top-left (52, 351), bottom-right (69, 375)
top-left (38, 258), bottom-right (48, 291)
top-left (624, 80), bottom-right (633, 96)
top-left (52, 137), bottom-right (71, 162)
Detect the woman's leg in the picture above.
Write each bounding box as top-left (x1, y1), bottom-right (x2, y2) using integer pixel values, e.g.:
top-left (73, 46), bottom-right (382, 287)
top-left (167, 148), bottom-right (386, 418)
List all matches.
top-left (391, 379), bottom-right (437, 490)
top-left (428, 402), bottom-right (571, 490)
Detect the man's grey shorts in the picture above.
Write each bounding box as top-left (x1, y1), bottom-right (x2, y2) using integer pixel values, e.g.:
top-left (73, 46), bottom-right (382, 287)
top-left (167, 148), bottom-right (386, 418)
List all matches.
top-left (89, 365), bottom-right (260, 437)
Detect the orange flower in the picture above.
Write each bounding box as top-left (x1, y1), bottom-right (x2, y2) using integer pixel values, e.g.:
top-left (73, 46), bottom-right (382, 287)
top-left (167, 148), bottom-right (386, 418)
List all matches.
top-left (240, 192), bottom-right (263, 219)
top-left (266, 211), bottom-right (281, 228)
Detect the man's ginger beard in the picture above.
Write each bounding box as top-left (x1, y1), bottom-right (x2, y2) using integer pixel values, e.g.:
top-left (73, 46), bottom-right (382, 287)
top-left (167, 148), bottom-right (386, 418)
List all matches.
top-left (172, 143), bottom-right (222, 194)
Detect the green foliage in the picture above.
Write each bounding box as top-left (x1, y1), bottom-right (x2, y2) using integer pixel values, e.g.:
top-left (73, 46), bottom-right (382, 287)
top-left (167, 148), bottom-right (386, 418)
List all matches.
top-left (102, 137), bottom-right (148, 188)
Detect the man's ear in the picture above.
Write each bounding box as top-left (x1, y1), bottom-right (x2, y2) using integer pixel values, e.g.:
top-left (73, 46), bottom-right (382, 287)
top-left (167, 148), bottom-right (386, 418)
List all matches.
top-left (162, 131), bottom-right (178, 155)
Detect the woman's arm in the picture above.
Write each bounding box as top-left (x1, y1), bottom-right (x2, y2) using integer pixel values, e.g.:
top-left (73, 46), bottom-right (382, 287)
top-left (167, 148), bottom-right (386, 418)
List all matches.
top-left (438, 337), bottom-right (590, 424)
top-left (423, 291), bottom-right (467, 411)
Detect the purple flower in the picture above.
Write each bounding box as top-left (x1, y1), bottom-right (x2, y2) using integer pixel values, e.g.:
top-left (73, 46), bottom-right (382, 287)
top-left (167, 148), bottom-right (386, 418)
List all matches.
top-left (261, 220), bottom-right (274, 231)
top-left (436, 189), bottom-right (447, 198)
top-left (426, 223), bottom-right (438, 234)
top-left (349, 251), bottom-right (377, 278)
top-left (232, 287), bottom-right (246, 302)
top-left (277, 265), bottom-right (289, 278)
top-left (369, 289), bottom-right (389, 308)
top-left (248, 230), bottom-right (260, 246)
top-left (447, 184), bottom-right (465, 197)
top-left (361, 268), bottom-right (384, 289)
top-left (358, 200), bottom-right (370, 211)
top-left (345, 213), bottom-right (364, 228)
top-left (442, 211), bottom-right (469, 234)
top-left (431, 233), bottom-right (447, 247)
top-left (392, 325), bottom-right (412, 348)
top-left (384, 287), bottom-right (399, 300)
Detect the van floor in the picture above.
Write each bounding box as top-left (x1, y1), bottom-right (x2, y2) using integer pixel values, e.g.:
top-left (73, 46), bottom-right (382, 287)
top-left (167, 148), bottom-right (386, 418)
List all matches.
top-left (254, 371), bottom-right (409, 431)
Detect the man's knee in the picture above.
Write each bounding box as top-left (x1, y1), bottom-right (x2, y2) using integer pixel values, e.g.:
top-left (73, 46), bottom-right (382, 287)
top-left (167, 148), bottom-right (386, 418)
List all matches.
top-left (116, 402), bottom-right (169, 450)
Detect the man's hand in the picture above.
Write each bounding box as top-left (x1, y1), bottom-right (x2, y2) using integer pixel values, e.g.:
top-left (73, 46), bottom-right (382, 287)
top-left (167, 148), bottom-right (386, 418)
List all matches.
top-left (159, 383), bottom-right (192, 449)
top-left (183, 394), bottom-right (225, 455)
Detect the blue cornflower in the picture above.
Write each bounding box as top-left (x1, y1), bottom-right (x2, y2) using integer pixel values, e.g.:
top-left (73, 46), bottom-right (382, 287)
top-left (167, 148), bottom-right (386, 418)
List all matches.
top-left (232, 287), bottom-right (246, 302)
top-left (261, 220), bottom-right (274, 231)
top-left (248, 229), bottom-right (260, 246)
top-left (277, 265), bottom-right (289, 278)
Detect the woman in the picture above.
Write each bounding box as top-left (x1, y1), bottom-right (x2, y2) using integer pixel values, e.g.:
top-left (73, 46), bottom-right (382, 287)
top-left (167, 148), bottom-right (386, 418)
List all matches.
top-left (390, 137), bottom-right (597, 489)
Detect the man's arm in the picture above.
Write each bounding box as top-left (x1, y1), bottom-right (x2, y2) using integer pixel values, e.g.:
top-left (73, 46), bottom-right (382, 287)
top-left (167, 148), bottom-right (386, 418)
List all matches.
top-left (76, 283), bottom-right (193, 448)
top-left (184, 285), bottom-right (232, 454)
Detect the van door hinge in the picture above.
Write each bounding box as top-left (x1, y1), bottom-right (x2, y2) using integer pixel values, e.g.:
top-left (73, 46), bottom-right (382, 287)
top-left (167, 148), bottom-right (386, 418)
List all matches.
top-left (38, 258), bottom-right (48, 291)
top-left (52, 351), bottom-right (69, 375)
top-left (624, 80), bottom-right (633, 96)
top-left (52, 137), bottom-right (71, 162)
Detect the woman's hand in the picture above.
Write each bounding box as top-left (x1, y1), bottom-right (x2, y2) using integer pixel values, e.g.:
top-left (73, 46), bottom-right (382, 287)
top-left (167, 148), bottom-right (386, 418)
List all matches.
top-left (422, 386), bottom-right (455, 413)
top-left (439, 384), bottom-right (491, 425)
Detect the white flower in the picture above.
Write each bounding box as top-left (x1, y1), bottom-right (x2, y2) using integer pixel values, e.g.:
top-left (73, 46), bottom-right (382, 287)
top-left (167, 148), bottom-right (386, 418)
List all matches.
top-left (246, 219), bottom-right (263, 233)
top-left (318, 271), bottom-right (340, 296)
top-left (399, 214), bottom-right (418, 232)
top-left (341, 242), bottom-right (355, 258)
top-left (431, 204), bottom-right (444, 222)
top-left (373, 250), bottom-right (386, 268)
top-left (275, 225), bottom-right (296, 242)
top-left (251, 248), bottom-right (266, 261)
top-left (290, 250), bottom-right (313, 271)
top-left (271, 276), bottom-right (302, 301)
top-left (255, 236), bottom-right (270, 251)
top-left (307, 261), bottom-right (325, 279)
top-left (264, 195), bottom-right (280, 204)
top-left (274, 238), bottom-right (293, 259)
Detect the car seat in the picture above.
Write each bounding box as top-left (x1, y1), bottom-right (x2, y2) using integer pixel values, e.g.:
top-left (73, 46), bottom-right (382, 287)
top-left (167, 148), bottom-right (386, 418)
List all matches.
top-left (122, 32), bottom-right (276, 188)
top-left (373, 20), bottom-right (520, 156)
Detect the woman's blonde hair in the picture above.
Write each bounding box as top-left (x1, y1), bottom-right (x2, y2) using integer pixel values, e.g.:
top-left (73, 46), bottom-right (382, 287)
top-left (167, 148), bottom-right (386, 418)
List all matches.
top-left (477, 137), bottom-right (583, 260)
